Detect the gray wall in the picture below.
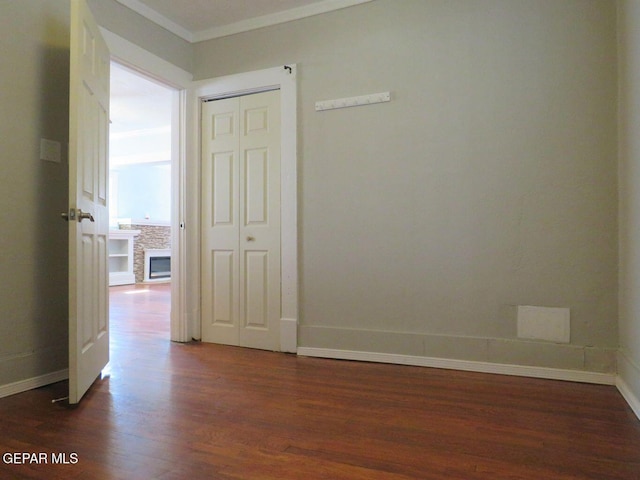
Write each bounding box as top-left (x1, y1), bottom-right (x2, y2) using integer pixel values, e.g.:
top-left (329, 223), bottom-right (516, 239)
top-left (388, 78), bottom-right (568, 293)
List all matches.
top-left (618, 0), bottom-right (640, 407)
top-left (194, 0), bottom-right (619, 372)
top-left (0, 0), bottom-right (71, 386)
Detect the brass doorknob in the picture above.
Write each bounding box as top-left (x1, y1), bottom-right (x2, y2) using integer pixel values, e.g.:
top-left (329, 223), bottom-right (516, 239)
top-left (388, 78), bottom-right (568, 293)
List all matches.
top-left (246, 236), bottom-right (255, 241)
top-left (77, 209), bottom-right (95, 222)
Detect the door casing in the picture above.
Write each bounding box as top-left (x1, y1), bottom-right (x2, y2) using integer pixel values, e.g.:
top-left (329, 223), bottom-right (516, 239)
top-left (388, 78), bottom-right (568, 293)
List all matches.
top-left (188, 66), bottom-right (298, 351)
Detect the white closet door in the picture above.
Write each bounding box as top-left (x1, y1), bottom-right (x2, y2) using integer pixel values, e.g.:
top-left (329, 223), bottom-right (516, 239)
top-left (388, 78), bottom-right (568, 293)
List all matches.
top-left (201, 90), bottom-right (281, 351)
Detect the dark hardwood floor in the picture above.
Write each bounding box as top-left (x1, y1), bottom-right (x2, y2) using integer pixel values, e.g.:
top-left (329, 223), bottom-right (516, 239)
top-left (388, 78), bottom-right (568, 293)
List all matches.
top-left (0, 283), bottom-right (639, 479)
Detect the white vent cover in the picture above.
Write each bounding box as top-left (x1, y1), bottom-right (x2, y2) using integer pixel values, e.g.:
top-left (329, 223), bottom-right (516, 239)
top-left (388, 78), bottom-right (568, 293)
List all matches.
top-left (517, 306), bottom-right (570, 343)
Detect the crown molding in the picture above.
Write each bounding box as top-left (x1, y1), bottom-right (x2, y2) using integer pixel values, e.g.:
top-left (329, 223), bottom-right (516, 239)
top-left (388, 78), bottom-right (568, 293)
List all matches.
top-left (116, 0), bottom-right (373, 44)
top-left (192, 0), bottom-right (373, 42)
top-left (115, 0), bottom-right (194, 42)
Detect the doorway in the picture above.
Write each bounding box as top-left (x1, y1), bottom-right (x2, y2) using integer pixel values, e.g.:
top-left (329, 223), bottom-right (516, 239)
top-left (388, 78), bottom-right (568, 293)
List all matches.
top-left (108, 62), bottom-right (174, 336)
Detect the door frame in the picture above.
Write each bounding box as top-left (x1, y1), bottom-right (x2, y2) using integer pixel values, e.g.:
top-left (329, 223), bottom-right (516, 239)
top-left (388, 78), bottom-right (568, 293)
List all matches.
top-left (188, 66), bottom-right (298, 352)
top-left (100, 28), bottom-right (192, 342)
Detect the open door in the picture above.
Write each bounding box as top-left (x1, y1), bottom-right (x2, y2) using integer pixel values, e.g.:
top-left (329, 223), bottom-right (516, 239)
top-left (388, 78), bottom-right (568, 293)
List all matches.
top-left (66, 0), bottom-right (110, 404)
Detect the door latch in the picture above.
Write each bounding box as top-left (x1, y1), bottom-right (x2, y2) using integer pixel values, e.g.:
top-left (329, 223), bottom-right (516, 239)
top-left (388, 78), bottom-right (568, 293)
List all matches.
top-left (61, 208), bottom-right (76, 222)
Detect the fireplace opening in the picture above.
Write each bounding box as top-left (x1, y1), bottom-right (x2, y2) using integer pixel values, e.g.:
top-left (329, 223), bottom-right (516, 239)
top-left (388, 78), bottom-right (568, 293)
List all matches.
top-left (150, 256), bottom-right (170, 279)
top-left (144, 248), bottom-right (171, 282)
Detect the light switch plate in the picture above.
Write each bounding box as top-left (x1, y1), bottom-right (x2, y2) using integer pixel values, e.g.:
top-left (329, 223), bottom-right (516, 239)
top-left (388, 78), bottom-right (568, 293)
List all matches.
top-left (40, 138), bottom-right (61, 163)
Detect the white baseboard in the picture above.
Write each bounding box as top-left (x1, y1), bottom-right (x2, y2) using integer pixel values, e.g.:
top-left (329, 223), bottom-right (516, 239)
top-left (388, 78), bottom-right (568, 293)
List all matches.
top-left (297, 347), bottom-right (616, 385)
top-left (616, 350), bottom-right (640, 421)
top-left (616, 376), bottom-right (640, 420)
top-left (0, 369), bottom-right (69, 399)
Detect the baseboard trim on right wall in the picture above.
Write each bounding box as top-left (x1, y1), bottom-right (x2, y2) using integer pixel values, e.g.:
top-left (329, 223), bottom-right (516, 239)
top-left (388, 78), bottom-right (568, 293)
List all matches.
top-left (617, 350), bottom-right (640, 421)
top-left (616, 376), bottom-right (640, 420)
top-left (297, 347), bottom-right (616, 384)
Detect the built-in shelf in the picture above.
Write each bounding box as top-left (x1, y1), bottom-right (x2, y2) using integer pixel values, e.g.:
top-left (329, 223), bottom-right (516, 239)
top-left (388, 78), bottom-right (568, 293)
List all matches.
top-left (109, 230), bottom-right (140, 286)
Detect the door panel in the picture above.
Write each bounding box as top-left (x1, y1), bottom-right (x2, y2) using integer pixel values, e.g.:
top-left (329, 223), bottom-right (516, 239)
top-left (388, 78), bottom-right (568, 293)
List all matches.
top-left (212, 250), bottom-right (235, 326)
top-left (244, 250), bottom-right (268, 329)
top-left (239, 91), bottom-right (280, 350)
top-left (245, 148), bottom-right (268, 225)
top-left (68, 0), bottom-right (110, 404)
top-left (202, 97), bottom-right (240, 346)
top-left (213, 152), bottom-right (234, 225)
top-left (201, 90), bottom-right (281, 350)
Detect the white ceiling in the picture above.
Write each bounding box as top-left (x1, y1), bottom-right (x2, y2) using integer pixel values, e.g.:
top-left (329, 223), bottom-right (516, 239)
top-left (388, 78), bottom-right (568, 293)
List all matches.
top-left (116, 0), bottom-right (373, 42)
top-left (110, 63), bottom-right (172, 134)
top-left (109, 63), bottom-right (173, 166)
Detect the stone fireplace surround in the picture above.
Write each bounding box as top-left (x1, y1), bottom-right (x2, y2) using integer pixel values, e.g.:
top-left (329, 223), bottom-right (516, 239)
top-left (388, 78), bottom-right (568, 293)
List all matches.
top-left (118, 222), bottom-right (171, 283)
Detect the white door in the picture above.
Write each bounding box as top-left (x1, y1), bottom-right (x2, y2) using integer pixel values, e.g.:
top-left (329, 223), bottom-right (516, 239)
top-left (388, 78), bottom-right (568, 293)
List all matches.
top-left (201, 90), bottom-right (281, 351)
top-left (67, 0), bottom-right (110, 404)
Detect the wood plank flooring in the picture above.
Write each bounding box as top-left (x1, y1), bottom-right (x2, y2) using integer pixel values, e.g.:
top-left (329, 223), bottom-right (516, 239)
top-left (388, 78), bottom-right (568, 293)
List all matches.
top-left (0, 283), bottom-right (639, 479)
